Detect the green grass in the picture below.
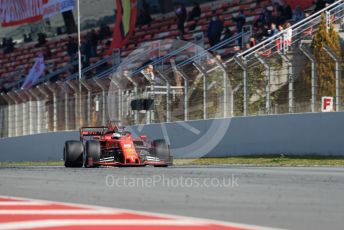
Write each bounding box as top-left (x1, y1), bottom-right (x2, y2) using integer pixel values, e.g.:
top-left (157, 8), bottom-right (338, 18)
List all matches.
top-left (1, 155), bottom-right (344, 167)
top-left (174, 155), bottom-right (344, 166)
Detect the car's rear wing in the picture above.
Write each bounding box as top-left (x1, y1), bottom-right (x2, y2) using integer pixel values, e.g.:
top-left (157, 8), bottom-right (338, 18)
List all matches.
top-left (80, 127), bottom-right (107, 140)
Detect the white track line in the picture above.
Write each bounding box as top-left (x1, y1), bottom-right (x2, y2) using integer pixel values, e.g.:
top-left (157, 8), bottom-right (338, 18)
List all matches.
top-left (0, 219), bottom-right (206, 230)
top-left (0, 201), bottom-right (47, 206)
top-left (0, 195), bottom-right (285, 230)
top-left (0, 210), bottom-right (119, 215)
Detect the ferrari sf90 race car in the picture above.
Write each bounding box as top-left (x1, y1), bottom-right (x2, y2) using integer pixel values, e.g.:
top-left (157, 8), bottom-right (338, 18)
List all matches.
top-left (63, 122), bottom-right (173, 167)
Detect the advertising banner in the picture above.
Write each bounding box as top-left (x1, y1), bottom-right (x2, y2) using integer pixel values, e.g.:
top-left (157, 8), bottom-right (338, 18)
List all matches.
top-left (0, 0), bottom-right (75, 27)
top-left (0, 0), bottom-right (43, 27)
top-left (42, 0), bottom-right (75, 19)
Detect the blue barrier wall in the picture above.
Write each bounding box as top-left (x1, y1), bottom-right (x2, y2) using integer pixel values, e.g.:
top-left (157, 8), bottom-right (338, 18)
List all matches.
top-left (0, 131), bottom-right (79, 162)
top-left (130, 112), bottom-right (344, 157)
top-left (0, 112), bottom-right (344, 161)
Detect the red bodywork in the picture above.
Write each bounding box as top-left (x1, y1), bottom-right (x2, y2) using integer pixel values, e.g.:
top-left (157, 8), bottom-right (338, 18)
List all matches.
top-left (80, 126), bottom-right (169, 167)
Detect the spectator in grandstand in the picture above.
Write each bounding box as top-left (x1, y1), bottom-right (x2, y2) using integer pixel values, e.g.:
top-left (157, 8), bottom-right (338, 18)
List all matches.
top-left (35, 33), bottom-right (47, 48)
top-left (81, 37), bottom-right (92, 67)
top-left (257, 7), bottom-right (272, 27)
top-left (188, 2), bottom-right (201, 21)
top-left (255, 7), bottom-right (272, 40)
top-left (105, 40), bottom-right (112, 49)
top-left (175, 3), bottom-right (187, 39)
top-left (207, 52), bottom-right (223, 67)
top-left (23, 34), bottom-right (33, 43)
top-left (222, 27), bottom-right (233, 42)
top-left (278, 24), bottom-right (284, 32)
top-left (268, 22), bottom-right (279, 37)
top-left (282, 3), bottom-right (293, 21)
top-left (3, 38), bottom-right (15, 54)
top-left (301, 12), bottom-right (313, 38)
top-left (207, 13), bottom-right (224, 47)
top-left (253, 24), bottom-right (263, 40)
top-left (138, 2), bottom-right (153, 27)
top-left (0, 38), bottom-right (5, 48)
top-left (42, 68), bottom-right (52, 80)
top-left (141, 64), bottom-right (165, 85)
top-left (43, 46), bottom-right (52, 60)
top-left (292, 6), bottom-right (305, 23)
top-left (188, 19), bottom-right (198, 32)
top-left (272, 2), bottom-right (286, 25)
top-left (96, 60), bottom-right (110, 75)
top-left (66, 36), bottom-right (78, 60)
top-left (249, 36), bottom-right (257, 47)
top-left (90, 29), bottom-right (99, 58)
top-left (284, 22), bottom-right (292, 50)
top-left (314, 0), bottom-right (327, 12)
top-left (98, 24), bottom-right (112, 41)
top-left (233, 10), bottom-right (246, 32)
top-left (275, 24), bottom-right (284, 50)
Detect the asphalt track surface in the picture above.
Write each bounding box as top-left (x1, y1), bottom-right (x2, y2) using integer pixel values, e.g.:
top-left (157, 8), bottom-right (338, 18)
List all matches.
top-left (0, 166), bottom-right (343, 230)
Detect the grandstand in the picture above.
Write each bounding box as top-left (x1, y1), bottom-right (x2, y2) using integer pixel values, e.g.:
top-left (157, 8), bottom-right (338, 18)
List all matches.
top-left (0, 0), bottom-right (271, 90)
top-left (0, 0), bottom-right (344, 138)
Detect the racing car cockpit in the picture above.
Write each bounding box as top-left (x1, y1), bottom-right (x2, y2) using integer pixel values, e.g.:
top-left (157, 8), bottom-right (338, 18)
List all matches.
top-left (105, 121), bottom-right (130, 139)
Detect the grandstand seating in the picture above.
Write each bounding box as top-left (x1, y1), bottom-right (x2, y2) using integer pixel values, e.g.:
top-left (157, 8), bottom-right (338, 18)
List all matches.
top-left (0, 0), bottom-right (273, 90)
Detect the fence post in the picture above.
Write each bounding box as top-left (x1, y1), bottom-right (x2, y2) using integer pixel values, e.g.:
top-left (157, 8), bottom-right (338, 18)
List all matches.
top-left (255, 54), bottom-right (271, 114)
top-left (28, 88), bottom-right (42, 134)
top-left (0, 94), bottom-right (6, 137)
top-left (14, 90), bottom-right (29, 135)
top-left (45, 83), bottom-right (60, 132)
top-left (326, 10), bottom-right (331, 32)
top-left (299, 44), bottom-right (317, 112)
top-left (93, 79), bottom-right (108, 126)
top-left (213, 58), bottom-right (230, 118)
top-left (122, 72), bottom-right (139, 124)
top-left (323, 45), bottom-right (341, 112)
top-left (140, 70), bottom-right (156, 124)
top-left (66, 81), bottom-right (80, 129)
top-left (278, 52), bottom-right (294, 113)
top-left (174, 66), bottom-right (189, 121)
top-left (80, 80), bottom-right (93, 127)
top-left (155, 68), bottom-right (171, 122)
top-left (37, 85), bottom-right (51, 132)
top-left (22, 90), bottom-right (34, 135)
top-left (112, 48), bottom-right (121, 69)
top-left (193, 62), bottom-right (208, 120)
top-left (7, 92), bottom-right (20, 136)
top-left (234, 57), bottom-right (248, 116)
top-left (56, 81), bottom-right (69, 130)
top-left (1, 93), bottom-right (13, 137)
top-left (109, 77), bottom-right (122, 122)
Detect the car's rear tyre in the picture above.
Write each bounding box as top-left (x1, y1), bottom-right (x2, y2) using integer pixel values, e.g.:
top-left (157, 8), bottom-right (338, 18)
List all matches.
top-left (64, 141), bottom-right (84, 168)
top-left (152, 139), bottom-right (173, 166)
top-left (84, 140), bottom-right (101, 168)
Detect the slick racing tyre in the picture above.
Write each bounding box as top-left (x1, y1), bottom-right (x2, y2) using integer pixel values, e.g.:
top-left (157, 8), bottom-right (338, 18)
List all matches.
top-left (84, 140), bottom-right (101, 168)
top-left (64, 141), bottom-right (84, 168)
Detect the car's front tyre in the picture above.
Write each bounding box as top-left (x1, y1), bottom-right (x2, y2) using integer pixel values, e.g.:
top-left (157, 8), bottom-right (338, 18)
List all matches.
top-left (84, 140), bottom-right (101, 167)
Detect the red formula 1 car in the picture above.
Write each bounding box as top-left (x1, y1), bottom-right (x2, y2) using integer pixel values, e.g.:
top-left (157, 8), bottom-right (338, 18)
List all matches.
top-left (63, 122), bottom-right (173, 168)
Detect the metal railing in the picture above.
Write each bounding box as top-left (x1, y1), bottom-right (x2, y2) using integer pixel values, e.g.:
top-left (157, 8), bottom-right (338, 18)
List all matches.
top-left (236, 0), bottom-right (344, 66)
